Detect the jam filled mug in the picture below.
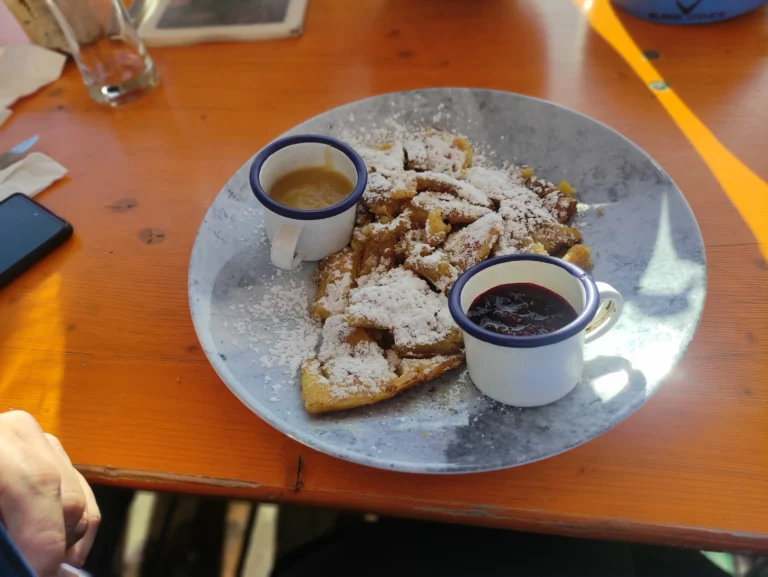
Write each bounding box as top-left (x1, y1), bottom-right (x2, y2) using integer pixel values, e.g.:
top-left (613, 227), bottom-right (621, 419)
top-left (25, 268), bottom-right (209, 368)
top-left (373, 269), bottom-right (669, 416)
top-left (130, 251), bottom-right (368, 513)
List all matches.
top-left (449, 254), bottom-right (624, 407)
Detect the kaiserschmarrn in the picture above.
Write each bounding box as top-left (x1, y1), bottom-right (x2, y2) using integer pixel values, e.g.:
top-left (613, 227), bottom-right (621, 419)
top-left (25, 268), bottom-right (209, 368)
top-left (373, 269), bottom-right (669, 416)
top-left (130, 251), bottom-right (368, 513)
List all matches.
top-left (302, 128), bottom-right (592, 414)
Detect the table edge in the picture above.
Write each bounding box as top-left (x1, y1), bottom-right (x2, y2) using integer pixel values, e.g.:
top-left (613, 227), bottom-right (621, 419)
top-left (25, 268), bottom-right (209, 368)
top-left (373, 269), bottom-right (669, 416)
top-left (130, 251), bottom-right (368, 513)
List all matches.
top-left (77, 464), bottom-right (768, 553)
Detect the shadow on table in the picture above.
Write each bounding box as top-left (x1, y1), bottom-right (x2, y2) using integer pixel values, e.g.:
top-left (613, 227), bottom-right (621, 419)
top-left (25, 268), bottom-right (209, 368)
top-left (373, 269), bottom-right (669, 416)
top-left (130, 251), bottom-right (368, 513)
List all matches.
top-left (443, 354), bottom-right (647, 469)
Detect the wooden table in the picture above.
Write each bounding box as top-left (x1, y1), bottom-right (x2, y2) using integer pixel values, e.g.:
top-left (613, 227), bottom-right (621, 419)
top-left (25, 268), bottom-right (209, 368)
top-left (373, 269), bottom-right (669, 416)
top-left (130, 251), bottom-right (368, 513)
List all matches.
top-left (1, 0), bottom-right (767, 553)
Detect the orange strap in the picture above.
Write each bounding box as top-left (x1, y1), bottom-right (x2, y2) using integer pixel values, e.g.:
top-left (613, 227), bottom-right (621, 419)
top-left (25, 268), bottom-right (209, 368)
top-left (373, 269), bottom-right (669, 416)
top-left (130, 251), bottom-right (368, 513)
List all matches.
top-left (574, 0), bottom-right (768, 259)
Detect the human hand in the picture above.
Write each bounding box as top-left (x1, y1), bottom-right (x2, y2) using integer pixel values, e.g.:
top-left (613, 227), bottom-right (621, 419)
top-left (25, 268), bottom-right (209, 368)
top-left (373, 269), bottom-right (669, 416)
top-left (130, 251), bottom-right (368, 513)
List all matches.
top-left (0, 411), bottom-right (100, 576)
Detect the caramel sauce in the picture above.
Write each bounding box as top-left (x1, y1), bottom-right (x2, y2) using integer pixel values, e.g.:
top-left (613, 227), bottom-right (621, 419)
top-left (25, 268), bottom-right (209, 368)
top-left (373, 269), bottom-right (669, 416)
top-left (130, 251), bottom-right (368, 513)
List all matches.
top-left (269, 166), bottom-right (353, 211)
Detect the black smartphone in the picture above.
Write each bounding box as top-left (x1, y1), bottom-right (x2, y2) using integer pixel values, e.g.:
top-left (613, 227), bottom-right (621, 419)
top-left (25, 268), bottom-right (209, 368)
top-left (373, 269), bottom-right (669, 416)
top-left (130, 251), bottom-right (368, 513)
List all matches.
top-left (0, 193), bottom-right (73, 288)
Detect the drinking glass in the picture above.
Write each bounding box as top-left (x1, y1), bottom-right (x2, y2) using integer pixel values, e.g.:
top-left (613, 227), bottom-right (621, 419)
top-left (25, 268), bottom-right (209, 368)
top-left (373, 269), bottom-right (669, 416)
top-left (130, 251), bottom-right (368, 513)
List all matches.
top-left (45, 0), bottom-right (159, 106)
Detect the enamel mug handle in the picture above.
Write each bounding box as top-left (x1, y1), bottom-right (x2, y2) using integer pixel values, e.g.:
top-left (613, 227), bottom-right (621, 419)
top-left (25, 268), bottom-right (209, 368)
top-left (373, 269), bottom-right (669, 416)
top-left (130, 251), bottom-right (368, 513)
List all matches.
top-left (270, 222), bottom-right (304, 270)
top-left (585, 282), bottom-right (624, 343)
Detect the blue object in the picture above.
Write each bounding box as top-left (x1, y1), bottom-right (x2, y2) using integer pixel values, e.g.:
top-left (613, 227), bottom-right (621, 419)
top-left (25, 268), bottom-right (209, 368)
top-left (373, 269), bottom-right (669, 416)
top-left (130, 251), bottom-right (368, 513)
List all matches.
top-left (448, 254), bottom-right (599, 348)
top-left (0, 523), bottom-right (36, 577)
top-left (612, 0), bottom-right (767, 24)
top-left (249, 134), bottom-right (367, 221)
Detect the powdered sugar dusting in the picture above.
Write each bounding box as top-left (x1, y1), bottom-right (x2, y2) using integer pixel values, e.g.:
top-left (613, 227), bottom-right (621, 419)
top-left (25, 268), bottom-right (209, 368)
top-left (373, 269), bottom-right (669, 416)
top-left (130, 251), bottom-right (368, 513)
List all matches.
top-left (364, 210), bottom-right (412, 239)
top-left (404, 132), bottom-right (468, 177)
top-left (363, 172), bottom-right (394, 205)
top-left (443, 212), bottom-right (503, 271)
top-left (404, 248), bottom-right (459, 293)
top-left (230, 278), bottom-right (321, 384)
top-left (318, 316), bottom-right (397, 400)
top-left (358, 143), bottom-right (405, 172)
top-left (415, 172), bottom-right (491, 208)
top-left (527, 175), bottom-right (558, 197)
top-left (316, 269), bottom-right (352, 316)
top-left (465, 166), bottom-right (532, 205)
top-left (542, 190), bottom-right (574, 221)
top-left (411, 192), bottom-right (492, 223)
top-left (362, 170), bottom-right (416, 207)
top-left (497, 194), bottom-right (557, 242)
top-left (347, 268), bottom-right (456, 349)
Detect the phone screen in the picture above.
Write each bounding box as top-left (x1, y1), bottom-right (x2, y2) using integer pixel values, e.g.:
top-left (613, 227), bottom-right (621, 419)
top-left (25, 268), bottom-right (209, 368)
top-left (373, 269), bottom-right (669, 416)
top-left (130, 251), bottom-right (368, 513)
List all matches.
top-left (0, 193), bottom-right (72, 284)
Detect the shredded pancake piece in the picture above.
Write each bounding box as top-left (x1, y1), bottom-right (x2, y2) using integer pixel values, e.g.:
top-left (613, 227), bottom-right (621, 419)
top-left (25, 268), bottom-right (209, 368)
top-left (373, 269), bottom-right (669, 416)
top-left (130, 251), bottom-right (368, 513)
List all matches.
top-left (443, 212), bottom-right (504, 272)
top-left (410, 192), bottom-right (492, 224)
top-left (311, 248), bottom-right (357, 320)
top-left (360, 210), bottom-right (412, 243)
top-left (403, 131), bottom-right (473, 177)
top-left (358, 143), bottom-right (405, 172)
top-left (346, 268), bottom-right (462, 357)
top-left (300, 315), bottom-right (463, 413)
top-left (424, 209), bottom-right (452, 246)
top-left (464, 166), bottom-right (531, 206)
top-left (414, 172), bottom-right (492, 208)
top-left (362, 170), bottom-right (416, 217)
top-left (563, 244), bottom-right (594, 270)
top-left (404, 246), bottom-right (460, 294)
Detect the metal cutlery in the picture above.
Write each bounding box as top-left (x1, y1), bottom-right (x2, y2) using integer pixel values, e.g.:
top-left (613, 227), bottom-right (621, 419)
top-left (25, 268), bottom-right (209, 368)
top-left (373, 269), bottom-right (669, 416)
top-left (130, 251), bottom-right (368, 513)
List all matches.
top-left (0, 135), bottom-right (39, 170)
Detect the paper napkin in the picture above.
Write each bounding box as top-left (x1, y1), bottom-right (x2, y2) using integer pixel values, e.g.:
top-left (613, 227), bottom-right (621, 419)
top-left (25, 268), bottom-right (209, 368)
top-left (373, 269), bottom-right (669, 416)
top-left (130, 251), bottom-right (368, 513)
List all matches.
top-left (0, 45), bottom-right (67, 127)
top-left (0, 152), bottom-right (68, 202)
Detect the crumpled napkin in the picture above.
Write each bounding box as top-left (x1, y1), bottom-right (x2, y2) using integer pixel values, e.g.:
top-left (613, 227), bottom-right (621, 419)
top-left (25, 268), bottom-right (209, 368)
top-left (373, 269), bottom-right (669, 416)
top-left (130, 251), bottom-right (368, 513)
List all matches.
top-left (0, 152), bottom-right (68, 202)
top-left (0, 45), bottom-right (67, 128)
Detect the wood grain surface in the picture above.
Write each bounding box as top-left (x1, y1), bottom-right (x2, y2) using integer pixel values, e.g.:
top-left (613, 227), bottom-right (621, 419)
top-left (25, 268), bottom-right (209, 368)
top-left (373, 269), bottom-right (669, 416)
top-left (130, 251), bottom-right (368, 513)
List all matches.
top-left (1, 0), bottom-right (767, 552)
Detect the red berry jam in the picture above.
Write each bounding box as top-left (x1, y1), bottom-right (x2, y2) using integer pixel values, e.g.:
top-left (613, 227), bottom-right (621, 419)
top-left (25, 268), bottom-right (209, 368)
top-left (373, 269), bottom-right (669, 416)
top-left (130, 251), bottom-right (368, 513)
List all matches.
top-left (467, 283), bottom-right (578, 337)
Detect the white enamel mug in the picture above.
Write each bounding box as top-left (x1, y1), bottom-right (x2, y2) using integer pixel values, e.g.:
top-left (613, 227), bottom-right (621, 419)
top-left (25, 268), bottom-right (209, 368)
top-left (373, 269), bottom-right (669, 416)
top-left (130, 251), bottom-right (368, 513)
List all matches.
top-left (448, 255), bottom-right (624, 407)
top-left (249, 135), bottom-right (368, 270)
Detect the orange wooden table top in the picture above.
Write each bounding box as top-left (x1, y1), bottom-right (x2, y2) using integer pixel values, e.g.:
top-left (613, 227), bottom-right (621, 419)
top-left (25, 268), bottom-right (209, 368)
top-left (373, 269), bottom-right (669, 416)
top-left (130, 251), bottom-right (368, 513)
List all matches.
top-left (1, 0), bottom-right (767, 552)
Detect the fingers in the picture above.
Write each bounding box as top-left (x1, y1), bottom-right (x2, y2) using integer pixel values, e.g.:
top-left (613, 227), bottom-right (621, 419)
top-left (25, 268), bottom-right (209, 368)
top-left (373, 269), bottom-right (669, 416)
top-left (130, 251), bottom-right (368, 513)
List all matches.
top-left (65, 470), bottom-right (101, 568)
top-left (0, 411), bottom-right (99, 572)
top-left (0, 411), bottom-right (67, 577)
top-left (44, 433), bottom-right (88, 549)
top-left (13, 421), bottom-right (87, 550)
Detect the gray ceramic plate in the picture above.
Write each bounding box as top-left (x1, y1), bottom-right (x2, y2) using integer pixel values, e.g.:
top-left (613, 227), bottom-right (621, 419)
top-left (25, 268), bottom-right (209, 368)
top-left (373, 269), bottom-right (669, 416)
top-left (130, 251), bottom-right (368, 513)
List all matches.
top-left (189, 89), bottom-right (706, 474)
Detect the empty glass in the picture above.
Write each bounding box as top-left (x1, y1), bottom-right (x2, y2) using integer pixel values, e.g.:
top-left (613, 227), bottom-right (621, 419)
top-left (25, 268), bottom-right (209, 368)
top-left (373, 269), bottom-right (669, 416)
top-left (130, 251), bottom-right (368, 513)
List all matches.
top-left (45, 0), bottom-right (159, 106)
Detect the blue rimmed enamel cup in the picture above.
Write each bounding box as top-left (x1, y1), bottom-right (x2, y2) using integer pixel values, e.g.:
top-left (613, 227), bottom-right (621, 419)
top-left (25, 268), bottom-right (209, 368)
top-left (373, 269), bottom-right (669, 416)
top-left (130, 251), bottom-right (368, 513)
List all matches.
top-left (448, 255), bottom-right (624, 407)
top-left (250, 135), bottom-right (367, 270)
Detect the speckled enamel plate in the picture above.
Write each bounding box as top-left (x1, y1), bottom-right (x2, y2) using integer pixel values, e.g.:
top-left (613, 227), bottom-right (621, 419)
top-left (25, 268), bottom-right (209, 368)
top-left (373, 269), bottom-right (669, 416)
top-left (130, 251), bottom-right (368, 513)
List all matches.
top-left (189, 89), bottom-right (706, 474)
